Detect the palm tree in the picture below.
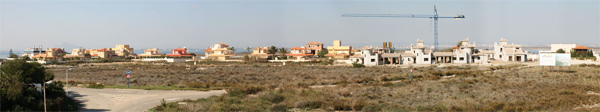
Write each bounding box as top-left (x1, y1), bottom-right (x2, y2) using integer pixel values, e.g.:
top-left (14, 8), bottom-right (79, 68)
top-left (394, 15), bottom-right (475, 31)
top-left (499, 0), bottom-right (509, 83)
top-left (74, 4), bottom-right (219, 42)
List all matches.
top-left (279, 47), bottom-right (288, 59)
top-left (246, 47), bottom-right (251, 53)
top-left (268, 46), bottom-right (278, 59)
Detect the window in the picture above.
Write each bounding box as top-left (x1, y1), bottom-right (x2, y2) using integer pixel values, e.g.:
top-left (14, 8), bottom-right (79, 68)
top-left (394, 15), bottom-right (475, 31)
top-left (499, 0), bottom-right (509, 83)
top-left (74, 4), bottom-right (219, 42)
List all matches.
top-left (371, 59), bottom-right (375, 62)
top-left (500, 48), bottom-right (503, 52)
top-left (424, 58), bottom-right (429, 61)
top-left (460, 57), bottom-right (464, 60)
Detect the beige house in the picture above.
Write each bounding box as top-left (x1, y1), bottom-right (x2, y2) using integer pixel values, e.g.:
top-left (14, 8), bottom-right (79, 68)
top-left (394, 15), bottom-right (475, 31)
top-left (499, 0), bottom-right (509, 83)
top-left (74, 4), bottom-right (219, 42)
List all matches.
top-left (32, 48), bottom-right (68, 61)
top-left (325, 40), bottom-right (352, 59)
top-left (205, 43), bottom-right (235, 61)
top-left (113, 45), bottom-right (135, 57)
top-left (138, 48), bottom-right (163, 57)
top-left (64, 48), bottom-right (90, 60)
top-left (249, 47), bottom-right (270, 59)
top-left (288, 47), bottom-right (314, 60)
top-left (86, 48), bottom-right (115, 59)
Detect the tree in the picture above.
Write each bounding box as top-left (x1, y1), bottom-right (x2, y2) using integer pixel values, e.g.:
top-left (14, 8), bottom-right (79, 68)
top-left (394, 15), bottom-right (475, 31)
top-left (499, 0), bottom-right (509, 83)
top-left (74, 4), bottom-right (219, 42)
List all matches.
top-left (246, 47), bottom-right (251, 53)
top-left (268, 46), bottom-right (278, 59)
top-left (456, 41), bottom-right (463, 47)
top-left (1, 59), bottom-right (79, 111)
top-left (189, 53), bottom-right (197, 56)
top-left (317, 50), bottom-right (328, 58)
top-left (278, 47), bottom-right (287, 57)
top-left (8, 49), bottom-right (18, 58)
top-left (229, 47), bottom-right (236, 52)
top-left (556, 49), bottom-right (566, 53)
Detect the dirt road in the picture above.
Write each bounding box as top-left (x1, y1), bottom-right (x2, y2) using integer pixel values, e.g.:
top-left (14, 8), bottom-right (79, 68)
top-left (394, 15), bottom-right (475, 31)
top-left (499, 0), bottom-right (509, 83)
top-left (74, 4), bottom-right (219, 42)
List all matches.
top-left (68, 87), bottom-right (226, 112)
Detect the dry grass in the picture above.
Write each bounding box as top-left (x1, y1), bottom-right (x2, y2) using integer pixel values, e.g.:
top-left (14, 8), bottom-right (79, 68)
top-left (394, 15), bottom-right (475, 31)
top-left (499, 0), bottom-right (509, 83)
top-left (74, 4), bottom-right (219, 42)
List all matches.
top-left (47, 62), bottom-right (600, 111)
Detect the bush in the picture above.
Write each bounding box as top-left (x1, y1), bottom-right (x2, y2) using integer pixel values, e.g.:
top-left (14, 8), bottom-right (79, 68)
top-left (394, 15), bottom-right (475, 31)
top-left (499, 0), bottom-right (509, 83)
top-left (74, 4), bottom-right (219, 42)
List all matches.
top-left (86, 82), bottom-right (104, 89)
top-left (295, 100), bottom-right (323, 109)
top-left (269, 103), bottom-right (288, 112)
top-left (260, 92), bottom-right (286, 104)
top-left (361, 105), bottom-right (381, 112)
top-left (352, 62), bottom-right (366, 68)
top-left (185, 81), bottom-right (207, 88)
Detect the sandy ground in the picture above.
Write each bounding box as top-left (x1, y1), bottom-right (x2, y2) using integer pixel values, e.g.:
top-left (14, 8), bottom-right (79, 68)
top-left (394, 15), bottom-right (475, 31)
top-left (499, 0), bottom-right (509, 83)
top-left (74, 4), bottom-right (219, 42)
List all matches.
top-left (67, 87), bottom-right (226, 112)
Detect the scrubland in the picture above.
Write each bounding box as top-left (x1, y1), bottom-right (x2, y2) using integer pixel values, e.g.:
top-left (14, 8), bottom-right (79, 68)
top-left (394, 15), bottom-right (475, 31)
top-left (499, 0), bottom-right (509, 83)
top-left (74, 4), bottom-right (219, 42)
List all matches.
top-left (48, 62), bottom-right (600, 111)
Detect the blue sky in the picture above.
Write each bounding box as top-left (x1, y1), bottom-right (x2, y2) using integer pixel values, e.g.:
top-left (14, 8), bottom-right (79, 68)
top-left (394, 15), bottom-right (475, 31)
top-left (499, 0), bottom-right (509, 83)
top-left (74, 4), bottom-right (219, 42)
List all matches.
top-left (1, 0), bottom-right (598, 51)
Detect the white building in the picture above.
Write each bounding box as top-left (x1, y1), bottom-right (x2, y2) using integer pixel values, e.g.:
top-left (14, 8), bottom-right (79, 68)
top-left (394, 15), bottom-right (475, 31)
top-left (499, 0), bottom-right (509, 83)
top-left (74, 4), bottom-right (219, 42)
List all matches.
top-left (493, 38), bottom-right (528, 62)
top-left (403, 39), bottom-right (433, 64)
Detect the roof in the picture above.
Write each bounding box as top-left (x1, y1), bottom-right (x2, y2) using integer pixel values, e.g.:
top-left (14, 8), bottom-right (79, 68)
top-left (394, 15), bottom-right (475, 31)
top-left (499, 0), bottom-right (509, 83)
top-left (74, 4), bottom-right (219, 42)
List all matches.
top-left (452, 46), bottom-right (459, 49)
top-left (204, 48), bottom-right (213, 52)
top-left (417, 40), bottom-right (424, 43)
top-left (381, 53), bottom-right (401, 58)
top-left (462, 38), bottom-right (470, 42)
top-left (145, 48), bottom-right (159, 52)
top-left (290, 47), bottom-right (305, 50)
top-left (325, 54), bottom-right (349, 57)
top-left (172, 48), bottom-right (187, 51)
top-left (350, 54), bottom-right (364, 58)
top-left (217, 43), bottom-right (229, 47)
top-left (433, 52), bottom-right (453, 56)
top-left (500, 38), bottom-right (507, 42)
top-left (288, 54), bottom-right (314, 56)
top-left (574, 45), bottom-right (590, 49)
top-left (97, 48), bottom-right (111, 52)
top-left (253, 47), bottom-right (269, 50)
top-left (307, 41), bottom-right (323, 45)
top-left (360, 46), bottom-right (372, 50)
top-left (211, 48), bottom-right (230, 51)
top-left (503, 44), bottom-right (521, 48)
top-left (401, 53), bottom-right (416, 57)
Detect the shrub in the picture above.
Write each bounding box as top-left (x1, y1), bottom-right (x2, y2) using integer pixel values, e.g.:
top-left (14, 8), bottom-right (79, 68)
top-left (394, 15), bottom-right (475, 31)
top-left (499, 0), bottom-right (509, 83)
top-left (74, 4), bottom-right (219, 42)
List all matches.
top-left (269, 103), bottom-right (288, 112)
top-left (295, 100), bottom-right (323, 109)
top-left (226, 88), bottom-right (247, 97)
top-left (361, 105), bottom-right (381, 112)
top-left (260, 92), bottom-right (286, 104)
top-left (185, 81), bottom-right (206, 88)
top-left (86, 82), bottom-right (104, 89)
top-left (352, 62), bottom-right (366, 68)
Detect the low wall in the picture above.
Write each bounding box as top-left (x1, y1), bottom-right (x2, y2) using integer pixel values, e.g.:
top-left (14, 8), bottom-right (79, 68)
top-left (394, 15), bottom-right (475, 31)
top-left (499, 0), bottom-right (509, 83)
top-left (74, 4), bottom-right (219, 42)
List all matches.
top-left (133, 58), bottom-right (189, 63)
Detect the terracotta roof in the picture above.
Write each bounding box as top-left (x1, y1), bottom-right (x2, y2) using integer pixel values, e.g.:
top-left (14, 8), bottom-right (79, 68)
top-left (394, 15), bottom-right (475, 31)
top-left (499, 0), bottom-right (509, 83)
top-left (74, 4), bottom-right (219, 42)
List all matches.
top-left (290, 47), bottom-right (305, 50)
top-left (97, 48), bottom-right (111, 52)
top-left (307, 41), bottom-right (323, 45)
top-left (288, 54), bottom-right (313, 56)
top-left (452, 46), bottom-right (459, 49)
top-left (217, 43), bottom-right (229, 47)
top-left (574, 45), bottom-right (590, 49)
top-left (204, 48), bottom-right (213, 52)
top-left (172, 48), bottom-right (187, 51)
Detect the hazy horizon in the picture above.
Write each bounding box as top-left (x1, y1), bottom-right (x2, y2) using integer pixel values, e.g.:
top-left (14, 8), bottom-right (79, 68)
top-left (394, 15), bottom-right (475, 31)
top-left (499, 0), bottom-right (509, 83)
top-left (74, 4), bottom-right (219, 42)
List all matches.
top-left (1, 0), bottom-right (599, 51)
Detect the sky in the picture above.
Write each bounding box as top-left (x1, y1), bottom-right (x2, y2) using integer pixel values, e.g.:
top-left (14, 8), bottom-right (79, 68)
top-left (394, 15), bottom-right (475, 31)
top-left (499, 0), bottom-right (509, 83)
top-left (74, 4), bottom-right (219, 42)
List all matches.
top-left (1, 0), bottom-right (599, 51)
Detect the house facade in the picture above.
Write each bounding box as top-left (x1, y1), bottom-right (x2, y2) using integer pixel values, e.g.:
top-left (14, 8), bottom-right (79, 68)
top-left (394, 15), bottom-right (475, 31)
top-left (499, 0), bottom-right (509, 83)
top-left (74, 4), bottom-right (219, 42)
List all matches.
top-left (403, 40), bottom-right (433, 64)
top-left (166, 48), bottom-right (193, 57)
top-left (22, 46), bottom-right (46, 59)
top-left (306, 41), bottom-right (324, 56)
top-left (249, 47), bottom-right (269, 59)
top-left (32, 48), bottom-right (67, 61)
top-left (64, 48), bottom-right (90, 60)
top-left (138, 48), bottom-right (162, 57)
top-left (325, 40), bottom-right (352, 59)
top-left (113, 45), bottom-right (135, 57)
top-left (205, 43), bottom-right (234, 61)
top-left (493, 38), bottom-right (528, 62)
top-left (288, 47), bottom-right (314, 60)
